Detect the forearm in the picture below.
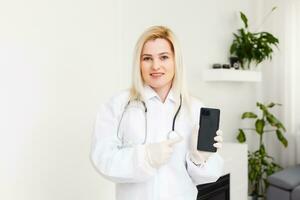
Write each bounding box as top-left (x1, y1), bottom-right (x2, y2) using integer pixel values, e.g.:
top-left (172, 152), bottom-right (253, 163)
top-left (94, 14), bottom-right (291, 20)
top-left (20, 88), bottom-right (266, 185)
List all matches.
top-left (90, 138), bottom-right (156, 183)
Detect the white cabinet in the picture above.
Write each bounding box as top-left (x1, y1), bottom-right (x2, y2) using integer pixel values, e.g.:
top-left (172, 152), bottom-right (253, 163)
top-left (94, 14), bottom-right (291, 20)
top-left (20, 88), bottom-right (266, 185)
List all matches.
top-left (219, 143), bottom-right (248, 200)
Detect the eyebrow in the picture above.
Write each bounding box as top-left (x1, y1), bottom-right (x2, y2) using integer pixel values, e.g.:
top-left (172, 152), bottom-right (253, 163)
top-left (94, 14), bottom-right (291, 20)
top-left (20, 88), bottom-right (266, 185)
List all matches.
top-left (141, 52), bottom-right (171, 57)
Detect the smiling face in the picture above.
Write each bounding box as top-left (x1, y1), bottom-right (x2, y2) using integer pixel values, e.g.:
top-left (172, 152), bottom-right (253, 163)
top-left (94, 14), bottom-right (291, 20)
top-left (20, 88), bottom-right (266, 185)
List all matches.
top-left (140, 38), bottom-right (175, 96)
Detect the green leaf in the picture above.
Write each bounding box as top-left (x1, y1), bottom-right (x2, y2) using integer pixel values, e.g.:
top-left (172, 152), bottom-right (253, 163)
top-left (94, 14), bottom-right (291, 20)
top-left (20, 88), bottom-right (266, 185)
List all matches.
top-left (230, 43), bottom-right (237, 55)
top-left (267, 102), bottom-right (276, 108)
top-left (255, 119), bottom-right (265, 135)
top-left (276, 122), bottom-right (287, 132)
top-left (276, 129), bottom-right (288, 147)
top-left (237, 129), bottom-right (246, 143)
top-left (266, 114), bottom-right (287, 131)
top-left (259, 144), bottom-right (266, 156)
top-left (242, 112), bottom-right (257, 119)
top-left (271, 6), bottom-right (277, 12)
top-left (272, 162), bottom-right (282, 170)
top-left (257, 102), bottom-right (269, 115)
top-left (262, 158), bottom-right (268, 166)
top-left (266, 114), bottom-right (278, 126)
top-left (233, 33), bottom-right (240, 39)
top-left (240, 12), bottom-right (248, 28)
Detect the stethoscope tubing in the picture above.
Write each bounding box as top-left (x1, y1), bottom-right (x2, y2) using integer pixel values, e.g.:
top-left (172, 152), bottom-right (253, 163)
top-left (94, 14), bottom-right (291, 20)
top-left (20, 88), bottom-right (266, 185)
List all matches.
top-left (117, 95), bottom-right (182, 147)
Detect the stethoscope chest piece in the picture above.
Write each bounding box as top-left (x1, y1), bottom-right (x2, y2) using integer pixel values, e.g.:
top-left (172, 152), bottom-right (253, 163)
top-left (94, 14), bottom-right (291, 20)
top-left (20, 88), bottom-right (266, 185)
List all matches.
top-left (167, 130), bottom-right (183, 141)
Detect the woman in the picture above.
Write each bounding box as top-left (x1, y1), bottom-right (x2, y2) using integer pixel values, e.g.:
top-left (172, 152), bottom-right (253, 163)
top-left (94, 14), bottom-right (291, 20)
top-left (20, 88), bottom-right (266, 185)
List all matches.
top-left (90, 26), bottom-right (224, 200)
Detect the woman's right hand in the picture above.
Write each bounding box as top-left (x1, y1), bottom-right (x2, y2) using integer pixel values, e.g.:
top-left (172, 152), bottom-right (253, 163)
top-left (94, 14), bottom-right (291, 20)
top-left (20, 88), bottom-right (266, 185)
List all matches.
top-left (145, 138), bottom-right (182, 169)
top-left (189, 125), bottom-right (223, 165)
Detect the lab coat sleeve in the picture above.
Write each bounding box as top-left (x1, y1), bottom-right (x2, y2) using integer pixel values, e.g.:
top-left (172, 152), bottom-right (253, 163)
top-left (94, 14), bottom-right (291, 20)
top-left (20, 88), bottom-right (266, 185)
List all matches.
top-left (90, 96), bottom-right (156, 183)
top-left (185, 152), bottom-right (224, 185)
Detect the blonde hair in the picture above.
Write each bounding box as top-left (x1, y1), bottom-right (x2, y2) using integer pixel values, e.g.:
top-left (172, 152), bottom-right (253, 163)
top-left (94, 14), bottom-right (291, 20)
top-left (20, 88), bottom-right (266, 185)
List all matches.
top-left (130, 25), bottom-right (190, 105)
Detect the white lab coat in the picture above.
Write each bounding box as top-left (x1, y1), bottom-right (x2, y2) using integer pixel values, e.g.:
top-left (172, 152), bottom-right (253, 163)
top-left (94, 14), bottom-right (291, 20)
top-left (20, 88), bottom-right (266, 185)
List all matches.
top-left (90, 85), bottom-right (224, 200)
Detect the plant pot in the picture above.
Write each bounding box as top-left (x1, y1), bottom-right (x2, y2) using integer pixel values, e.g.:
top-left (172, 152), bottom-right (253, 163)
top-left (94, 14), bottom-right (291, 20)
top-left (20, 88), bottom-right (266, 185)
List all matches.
top-left (229, 56), bottom-right (240, 69)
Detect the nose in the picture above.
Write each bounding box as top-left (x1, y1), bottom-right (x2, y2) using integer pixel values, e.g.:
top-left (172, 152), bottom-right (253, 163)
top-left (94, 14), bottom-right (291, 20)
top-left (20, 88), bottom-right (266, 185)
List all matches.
top-left (151, 58), bottom-right (161, 70)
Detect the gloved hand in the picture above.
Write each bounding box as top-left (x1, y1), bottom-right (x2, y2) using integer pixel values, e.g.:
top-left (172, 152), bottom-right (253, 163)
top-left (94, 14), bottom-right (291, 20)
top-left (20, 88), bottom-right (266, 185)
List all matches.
top-left (190, 125), bottom-right (223, 165)
top-left (145, 138), bottom-right (182, 169)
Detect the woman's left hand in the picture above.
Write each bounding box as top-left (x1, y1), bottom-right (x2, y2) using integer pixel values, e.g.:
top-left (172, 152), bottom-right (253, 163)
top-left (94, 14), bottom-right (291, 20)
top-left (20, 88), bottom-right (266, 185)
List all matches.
top-left (189, 125), bottom-right (223, 165)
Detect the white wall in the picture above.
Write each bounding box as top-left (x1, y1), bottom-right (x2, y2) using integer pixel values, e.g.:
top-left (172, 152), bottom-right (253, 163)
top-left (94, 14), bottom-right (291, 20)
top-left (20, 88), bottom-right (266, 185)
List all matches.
top-left (0, 0), bottom-right (118, 199)
top-left (0, 0), bottom-right (263, 200)
top-left (260, 0), bottom-right (300, 166)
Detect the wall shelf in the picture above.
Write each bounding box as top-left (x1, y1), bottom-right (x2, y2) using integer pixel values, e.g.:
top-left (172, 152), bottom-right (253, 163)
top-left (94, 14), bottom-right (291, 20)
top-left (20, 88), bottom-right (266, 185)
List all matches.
top-left (202, 69), bottom-right (261, 82)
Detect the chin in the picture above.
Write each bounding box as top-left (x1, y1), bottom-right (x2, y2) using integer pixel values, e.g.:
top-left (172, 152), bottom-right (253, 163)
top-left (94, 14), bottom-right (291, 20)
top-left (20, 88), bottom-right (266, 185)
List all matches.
top-left (148, 81), bottom-right (163, 87)
top-left (148, 82), bottom-right (169, 90)
top-left (145, 78), bottom-right (173, 90)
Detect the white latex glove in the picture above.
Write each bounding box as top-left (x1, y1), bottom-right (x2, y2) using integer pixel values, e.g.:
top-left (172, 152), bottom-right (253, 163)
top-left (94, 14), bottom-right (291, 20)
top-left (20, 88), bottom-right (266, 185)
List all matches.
top-left (145, 137), bottom-right (182, 169)
top-left (190, 125), bottom-right (223, 165)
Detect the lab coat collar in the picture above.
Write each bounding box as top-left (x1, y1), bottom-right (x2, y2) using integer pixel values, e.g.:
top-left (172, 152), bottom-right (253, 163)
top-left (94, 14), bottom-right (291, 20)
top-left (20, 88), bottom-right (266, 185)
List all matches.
top-left (143, 85), bottom-right (176, 103)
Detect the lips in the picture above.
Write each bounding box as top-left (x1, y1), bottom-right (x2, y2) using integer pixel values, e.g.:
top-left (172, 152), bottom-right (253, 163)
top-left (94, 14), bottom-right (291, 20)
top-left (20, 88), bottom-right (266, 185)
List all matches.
top-left (150, 72), bottom-right (164, 77)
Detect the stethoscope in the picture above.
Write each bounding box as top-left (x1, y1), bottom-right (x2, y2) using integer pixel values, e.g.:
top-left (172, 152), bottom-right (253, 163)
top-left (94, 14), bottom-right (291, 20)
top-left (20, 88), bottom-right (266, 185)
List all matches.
top-left (117, 95), bottom-right (183, 148)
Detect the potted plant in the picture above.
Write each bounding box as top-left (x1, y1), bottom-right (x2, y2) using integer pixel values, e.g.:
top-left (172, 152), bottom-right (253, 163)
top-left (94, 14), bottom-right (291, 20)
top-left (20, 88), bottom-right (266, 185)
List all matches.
top-left (236, 102), bottom-right (288, 199)
top-left (230, 8), bottom-right (279, 70)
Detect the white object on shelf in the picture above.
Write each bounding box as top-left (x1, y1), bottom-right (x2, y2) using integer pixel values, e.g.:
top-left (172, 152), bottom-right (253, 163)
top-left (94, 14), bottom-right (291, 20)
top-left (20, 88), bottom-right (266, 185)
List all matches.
top-left (202, 69), bottom-right (261, 82)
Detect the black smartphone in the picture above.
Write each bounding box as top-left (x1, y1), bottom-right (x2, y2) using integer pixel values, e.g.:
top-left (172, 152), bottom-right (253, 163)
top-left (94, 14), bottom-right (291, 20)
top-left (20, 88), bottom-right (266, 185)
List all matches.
top-left (197, 107), bottom-right (220, 152)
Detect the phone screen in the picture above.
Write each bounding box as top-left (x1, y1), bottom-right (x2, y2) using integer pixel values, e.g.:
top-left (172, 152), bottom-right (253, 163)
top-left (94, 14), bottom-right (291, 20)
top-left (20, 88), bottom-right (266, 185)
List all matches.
top-left (197, 107), bottom-right (220, 152)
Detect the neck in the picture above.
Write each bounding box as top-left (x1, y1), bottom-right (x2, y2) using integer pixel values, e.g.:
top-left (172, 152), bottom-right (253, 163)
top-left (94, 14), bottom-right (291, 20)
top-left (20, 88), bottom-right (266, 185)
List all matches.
top-left (153, 83), bottom-right (172, 103)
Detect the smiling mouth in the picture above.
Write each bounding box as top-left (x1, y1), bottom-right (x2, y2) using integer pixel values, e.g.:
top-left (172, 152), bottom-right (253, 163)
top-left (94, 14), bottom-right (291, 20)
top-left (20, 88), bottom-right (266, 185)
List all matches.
top-left (150, 72), bottom-right (164, 77)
